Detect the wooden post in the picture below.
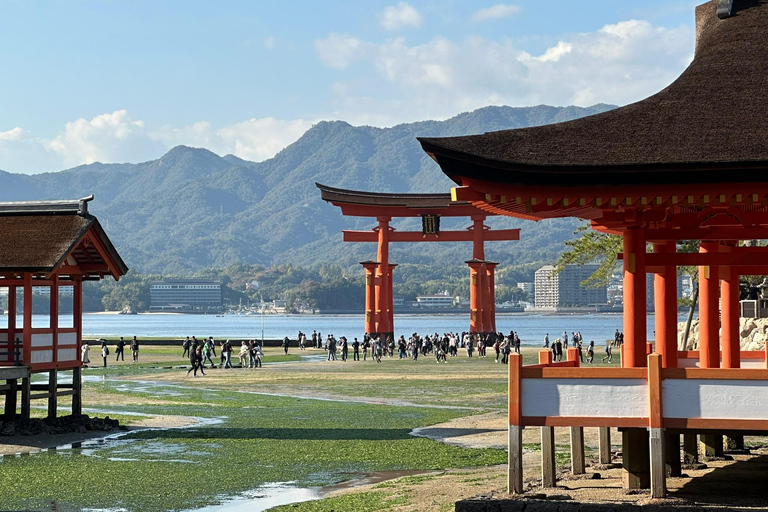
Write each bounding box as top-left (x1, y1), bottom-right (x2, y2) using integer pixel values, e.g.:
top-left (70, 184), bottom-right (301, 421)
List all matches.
top-left (480, 263), bottom-right (493, 334)
top-left (51, 275), bottom-right (59, 367)
top-left (20, 376), bottom-right (30, 426)
top-left (570, 426), bottom-right (585, 475)
top-left (7, 286), bottom-right (16, 358)
top-left (73, 276), bottom-right (83, 365)
top-left (3, 379), bottom-right (17, 421)
top-left (665, 432), bottom-right (682, 477)
top-left (721, 265), bottom-right (741, 369)
top-left (23, 274), bottom-right (32, 368)
top-left (375, 216), bottom-right (391, 335)
top-left (683, 433), bottom-right (698, 464)
top-left (538, 349), bottom-right (552, 365)
top-left (47, 369), bottom-right (57, 419)
top-left (508, 352), bottom-right (523, 494)
top-left (72, 367), bottom-right (82, 415)
top-left (541, 426), bottom-right (556, 487)
top-left (700, 434), bottom-right (723, 459)
top-left (598, 427), bottom-right (612, 465)
top-left (698, 243), bottom-right (720, 369)
top-left (467, 260), bottom-right (484, 334)
top-left (622, 228), bottom-right (647, 368)
top-left (487, 263), bottom-right (498, 333)
top-left (622, 428), bottom-right (650, 489)
top-left (653, 241), bottom-right (678, 368)
top-left (361, 261), bottom-right (378, 334)
top-left (650, 428), bottom-right (667, 498)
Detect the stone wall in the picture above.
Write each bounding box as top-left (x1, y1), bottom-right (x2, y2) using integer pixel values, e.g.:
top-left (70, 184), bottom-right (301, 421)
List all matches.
top-left (456, 498), bottom-right (754, 512)
top-left (677, 318), bottom-right (768, 351)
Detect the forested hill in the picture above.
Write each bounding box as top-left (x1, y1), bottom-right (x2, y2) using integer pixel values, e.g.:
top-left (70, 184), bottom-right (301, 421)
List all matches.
top-left (0, 104), bottom-right (614, 275)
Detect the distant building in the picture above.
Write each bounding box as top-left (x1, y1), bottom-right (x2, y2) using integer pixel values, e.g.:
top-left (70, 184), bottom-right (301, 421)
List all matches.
top-left (534, 265), bottom-right (607, 308)
top-left (393, 295), bottom-right (404, 308)
top-left (517, 282), bottom-right (534, 297)
top-left (416, 293), bottom-right (455, 308)
top-left (149, 279), bottom-right (222, 311)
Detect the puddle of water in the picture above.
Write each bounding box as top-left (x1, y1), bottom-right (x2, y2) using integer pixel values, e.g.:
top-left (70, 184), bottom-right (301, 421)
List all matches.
top-left (321, 470), bottom-right (433, 492)
top-left (193, 482), bottom-right (320, 512)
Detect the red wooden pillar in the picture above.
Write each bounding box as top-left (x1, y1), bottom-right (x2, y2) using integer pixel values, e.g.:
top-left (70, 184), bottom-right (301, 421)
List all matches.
top-left (361, 261), bottom-right (379, 335)
top-left (375, 216), bottom-right (391, 335)
top-left (699, 242), bottom-right (720, 369)
top-left (51, 275), bottom-right (59, 367)
top-left (386, 263), bottom-right (397, 336)
top-left (467, 260), bottom-right (484, 334)
top-left (720, 263), bottom-right (740, 369)
top-left (480, 263), bottom-right (492, 333)
top-left (623, 228), bottom-right (647, 368)
top-left (22, 274), bottom-right (33, 367)
top-left (487, 262), bottom-right (498, 333)
top-left (652, 242), bottom-right (678, 368)
top-left (472, 215), bottom-right (485, 260)
top-left (73, 276), bottom-right (83, 351)
top-left (8, 285), bottom-right (16, 360)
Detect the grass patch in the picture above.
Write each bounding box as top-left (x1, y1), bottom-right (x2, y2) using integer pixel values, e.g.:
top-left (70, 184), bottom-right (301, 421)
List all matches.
top-left (0, 381), bottom-right (505, 512)
top-left (268, 491), bottom-right (408, 512)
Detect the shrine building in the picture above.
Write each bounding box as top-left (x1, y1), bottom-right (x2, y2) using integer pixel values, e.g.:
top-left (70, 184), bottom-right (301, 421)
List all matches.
top-left (0, 196), bottom-right (127, 425)
top-left (418, 0), bottom-right (768, 499)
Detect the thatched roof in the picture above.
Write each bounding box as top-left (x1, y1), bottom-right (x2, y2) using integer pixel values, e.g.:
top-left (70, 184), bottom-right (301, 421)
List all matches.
top-left (0, 198), bottom-right (128, 279)
top-left (419, 0), bottom-right (768, 187)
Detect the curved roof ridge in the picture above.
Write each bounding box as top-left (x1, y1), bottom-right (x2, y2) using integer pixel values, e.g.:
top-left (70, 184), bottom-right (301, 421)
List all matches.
top-left (419, 0), bottom-right (768, 187)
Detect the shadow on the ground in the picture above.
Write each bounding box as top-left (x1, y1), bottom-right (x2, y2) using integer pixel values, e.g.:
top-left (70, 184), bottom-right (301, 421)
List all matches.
top-left (672, 453), bottom-right (768, 506)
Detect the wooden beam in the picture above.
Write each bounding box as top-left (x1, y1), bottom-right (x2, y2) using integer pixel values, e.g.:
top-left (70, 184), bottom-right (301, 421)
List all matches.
top-left (342, 228), bottom-right (519, 243)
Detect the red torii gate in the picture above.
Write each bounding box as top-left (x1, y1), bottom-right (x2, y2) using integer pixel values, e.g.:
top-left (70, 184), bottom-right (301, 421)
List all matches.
top-left (317, 183), bottom-right (519, 337)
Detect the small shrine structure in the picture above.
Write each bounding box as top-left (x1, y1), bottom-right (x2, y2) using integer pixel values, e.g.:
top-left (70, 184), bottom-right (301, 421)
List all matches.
top-left (317, 183), bottom-right (519, 338)
top-left (0, 196), bottom-right (127, 424)
top-left (418, 0), bottom-right (768, 499)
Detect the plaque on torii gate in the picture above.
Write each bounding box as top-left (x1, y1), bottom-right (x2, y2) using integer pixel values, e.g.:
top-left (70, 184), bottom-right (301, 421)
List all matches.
top-left (317, 183), bottom-right (520, 338)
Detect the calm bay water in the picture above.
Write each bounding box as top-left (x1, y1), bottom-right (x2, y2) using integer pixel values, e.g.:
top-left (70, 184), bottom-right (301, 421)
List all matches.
top-left (40, 312), bottom-right (688, 345)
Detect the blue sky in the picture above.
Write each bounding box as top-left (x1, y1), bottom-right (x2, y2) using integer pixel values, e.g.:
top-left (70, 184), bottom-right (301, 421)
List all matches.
top-left (0, 1), bottom-right (701, 173)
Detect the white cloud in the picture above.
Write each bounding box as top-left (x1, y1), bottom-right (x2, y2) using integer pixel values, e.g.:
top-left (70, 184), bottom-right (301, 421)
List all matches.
top-left (154, 117), bottom-right (312, 162)
top-left (264, 36), bottom-right (275, 50)
top-left (317, 19), bottom-right (694, 123)
top-left (471, 4), bottom-right (521, 22)
top-left (380, 2), bottom-right (422, 31)
top-left (45, 110), bottom-right (165, 167)
top-left (314, 33), bottom-right (373, 69)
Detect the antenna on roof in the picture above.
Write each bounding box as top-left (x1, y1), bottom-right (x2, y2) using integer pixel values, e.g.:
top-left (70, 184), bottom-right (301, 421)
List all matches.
top-left (717, 0), bottom-right (734, 19)
top-left (78, 195), bottom-right (94, 214)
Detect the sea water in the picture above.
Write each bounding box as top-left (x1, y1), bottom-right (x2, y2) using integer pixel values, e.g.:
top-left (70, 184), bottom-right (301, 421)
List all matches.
top-left (40, 312), bottom-right (690, 345)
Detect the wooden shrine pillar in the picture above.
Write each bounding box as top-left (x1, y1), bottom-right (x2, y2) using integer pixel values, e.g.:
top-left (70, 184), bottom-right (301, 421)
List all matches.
top-left (480, 263), bottom-right (493, 334)
top-left (487, 262), bottom-right (498, 333)
top-left (72, 276), bottom-right (83, 415)
top-left (698, 242), bottom-right (720, 369)
top-left (386, 263), bottom-right (397, 337)
top-left (720, 263), bottom-right (741, 370)
top-left (698, 243), bottom-right (722, 458)
top-left (48, 276), bottom-right (59, 419)
top-left (622, 228), bottom-right (650, 490)
top-left (361, 261), bottom-right (379, 334)
top-left (467, 260), bottom-right (485, 334)
top-left (375, 216), bottom-right (392, 335)
top-left (22, 274), bottom-right (32, 370)
top-left (8, 286), bottom-right (16, 359)
top-left (652, 241), bottom-right (678, 369)
top-left (622, 228), bottom-right (647, 368)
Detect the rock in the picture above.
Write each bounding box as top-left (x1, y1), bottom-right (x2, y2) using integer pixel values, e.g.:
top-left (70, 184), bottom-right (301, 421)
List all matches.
top-left (590, 472), bottom-right (602, 479)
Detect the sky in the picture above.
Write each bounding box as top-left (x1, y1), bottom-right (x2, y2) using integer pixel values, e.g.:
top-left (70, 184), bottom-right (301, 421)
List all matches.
top-left (0, 0), bottom-right (702, 174)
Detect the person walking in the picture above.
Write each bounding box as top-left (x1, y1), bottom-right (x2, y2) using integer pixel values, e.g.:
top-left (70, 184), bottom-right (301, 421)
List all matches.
top-left (131, 336), bottom-right (139, 362)
top-left (555, 338), bottom-right (563, 362)
top-left (493, 338), bottom-right (501, 363)
top-left (115, 337), bottom-right (125, 362)
top-left (239, 341), bottom-right (249, 367)
top-left (223, 339), bottom-right (233, 369)
top-left (101, 339), bottom-right (109, 367)
top-left (544, 333), bottom-right (549, 348)
top-left (182, 336), bottom-right (191, 358)
top-left (363, 337), bottom-right (370, 361)
top-left (577, 340), bottom-right (584, 363)
top-left (587, 341), bottom-right (595, 364)
top-left (327, 335), bottom-right (336, 361)
top-left (202, 338), bottom-right (215, 368)
top-left (602, 340), bottom-right (613, 363)
top-left (352, 337), bottom-right (360, 361)
top-left (81, 342), bottom-right (90, 367)
top-left (340, 337), bottom-right (348, 362)
top-left (187, 347), bottom-right (206, 377)
top-left (282, 336), bottom-right (290, 355)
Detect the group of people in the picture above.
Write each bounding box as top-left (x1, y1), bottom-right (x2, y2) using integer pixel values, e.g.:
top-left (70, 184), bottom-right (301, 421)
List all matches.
top-left (542, 330), bottom-right (621, 364)
top-left (182, 336), bottom-right (266, 377)
top-left (80, 337), bottom-right (140, 367)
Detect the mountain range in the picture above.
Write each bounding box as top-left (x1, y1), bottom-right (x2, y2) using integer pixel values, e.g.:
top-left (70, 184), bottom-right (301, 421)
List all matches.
top-left (0, 104), bottom-right (615, 276)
